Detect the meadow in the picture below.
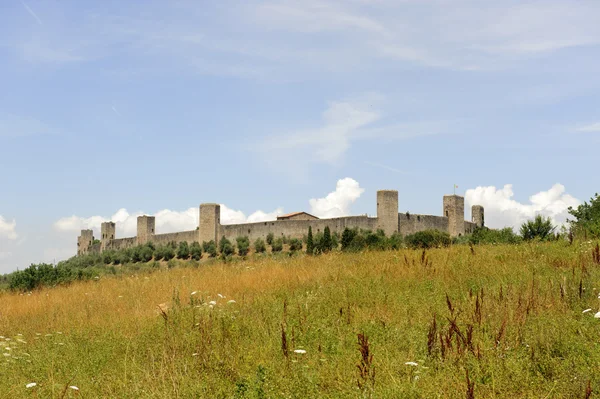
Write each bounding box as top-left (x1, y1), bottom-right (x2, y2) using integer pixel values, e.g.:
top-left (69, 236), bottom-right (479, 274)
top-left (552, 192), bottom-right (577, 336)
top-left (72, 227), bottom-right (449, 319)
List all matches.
top-left (1, 241), bottom-right (600, 398)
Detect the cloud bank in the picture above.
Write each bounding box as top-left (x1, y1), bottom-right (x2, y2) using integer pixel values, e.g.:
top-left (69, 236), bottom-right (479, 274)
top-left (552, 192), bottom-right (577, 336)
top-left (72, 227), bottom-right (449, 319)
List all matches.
top-left (465, 184), bottom-right (580, 230)
top-left (53, 178), bottom-right (365, 237)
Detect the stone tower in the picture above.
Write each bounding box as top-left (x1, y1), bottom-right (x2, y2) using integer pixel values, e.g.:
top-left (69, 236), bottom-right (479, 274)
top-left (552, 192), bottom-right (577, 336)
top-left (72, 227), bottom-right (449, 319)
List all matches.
top-left (101, 222), bottom-right (116, 250)
top-left (137, 216), bottom-right (155, 245)
top-left (77, 229), bottom-right (94, 256)
top-left (472, 205), bottom-right (484, 228)
top-left (376, 190), bottom-right (399, 236)
top-left (443, 195), bottom-right (465, 237)
top-left (199, 203), bottom-right (221, 245)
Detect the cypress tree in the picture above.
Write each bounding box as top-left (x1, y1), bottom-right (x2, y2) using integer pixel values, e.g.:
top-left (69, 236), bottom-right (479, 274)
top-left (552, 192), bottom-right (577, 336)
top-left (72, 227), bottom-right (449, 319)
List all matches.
top-left (323, 226), bottom-right (332, 253)
top-left (306, 226), bottom-right (314, 255)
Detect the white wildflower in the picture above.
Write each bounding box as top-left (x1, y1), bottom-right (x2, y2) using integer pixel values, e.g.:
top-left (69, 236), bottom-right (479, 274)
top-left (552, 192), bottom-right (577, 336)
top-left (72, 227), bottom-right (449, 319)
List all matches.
top-left (405, 361), bottom-right (418, 367)
top-left (209, 301), bottom-right (217, 306)
top-left (191, 291), bottom-right (198, 296)
top-left (294, 349), bottom-right (307, 354)
top-left (594, 312), bottom-right (600, 319)
top-left (26, 383), bottom-right (37, 388)
top-left (227, 300), bottom-right (236, 304)
top-left (3, 353), bottom-right (10, 357)
top-left (69, 386), bottom-right (79, 391)
top-left (192, 353), bottom-right (199, 356)
top-left (218, 294), bottom-right (225, 299)
top-left (583, 309), bottom-right (592, 314)
top-left (209, 305), bottom-right (214, 309)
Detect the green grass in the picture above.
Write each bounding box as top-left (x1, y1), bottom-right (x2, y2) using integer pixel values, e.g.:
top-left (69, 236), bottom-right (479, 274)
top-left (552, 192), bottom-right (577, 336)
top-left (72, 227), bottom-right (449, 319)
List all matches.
top-left (0, 241), bottom-right (599, 398)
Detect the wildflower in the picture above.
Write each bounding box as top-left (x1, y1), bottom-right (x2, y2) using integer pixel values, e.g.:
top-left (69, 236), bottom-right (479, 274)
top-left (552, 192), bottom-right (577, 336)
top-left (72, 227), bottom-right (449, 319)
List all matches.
top-left (4, 347), bottom-right (11, 351)
top-left (192, 353), bottom-right (199, 356)
top-left (209, 305), bottom-right (214, 309)
top-left (191, 291), bottom-right (198, 296)
top-left (294, 349), bottom-right (307, 354)
top-left (26, 383), bottom-right (37, 388)
top-left (227, 300), bottom-right (236, 304)
top-left (218, 294), bottom-right (225, 298)
top-left (583, 309), bottom-right (592, 314)
top-left (595, 312), bottom-right (600, 319)
top-left (3, 353), bottom-right (10, 357)
top-left (209, 301), bottom-right (217, 306)
top-left (405, 362), bottom-right (418, 366)
top-left (69, 386), bottom-right (79, 391)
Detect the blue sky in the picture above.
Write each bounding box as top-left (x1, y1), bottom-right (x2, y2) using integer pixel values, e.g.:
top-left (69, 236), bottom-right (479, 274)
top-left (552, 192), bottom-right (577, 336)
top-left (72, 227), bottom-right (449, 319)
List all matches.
top-left (0, 0), bottom-right (598, 273)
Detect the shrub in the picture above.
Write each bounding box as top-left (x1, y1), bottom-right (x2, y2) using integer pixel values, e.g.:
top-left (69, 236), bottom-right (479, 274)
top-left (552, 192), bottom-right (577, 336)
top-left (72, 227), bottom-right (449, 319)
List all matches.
top-left (271, 238), bottom-right (283, 253)
top-left (289, 238), bottom-right (303, 252)
top-left (163, 246), bottom-right (176, 261)
top-left (470, 227), bottom-right (521, 245)
top-left (254, 238), bottom-right (267, 254)
top-left (140, 245), bottom-right (154, 262)
top-left (348, 234), bottom-right (367, 252)
top-left (130, 246), bottom-right (142, 263)
top-left (322, 226), bottom-right (333, 253)
top-left (236, 236), bottom-right (250, 257)
top-left (520, 215), bottom-right (555, 241)
top-left (365, 230), bottom-right (387, 250)
top-left (102, 250), bottom-right (116, 265)
top-left (203, 241), bottom-right (218, 258)
top-left (177, 242), bottom-right (190, 260)
top-left (341, 228), bottom-right (357, 251)
top-left (190, 242), bottom-right (202, 261)
top-left (154, 246), bottom-right (166, 261)
top-left (405, 230), bottom-right (451, 249)
top-left (388, 232), bottom-right (403, 250)
top-left (266, 233), bottom-right (274, 246)
top-left (306, 227), bottom-right (314, 255)
top-left (219, 236), bottom-right (235, 257)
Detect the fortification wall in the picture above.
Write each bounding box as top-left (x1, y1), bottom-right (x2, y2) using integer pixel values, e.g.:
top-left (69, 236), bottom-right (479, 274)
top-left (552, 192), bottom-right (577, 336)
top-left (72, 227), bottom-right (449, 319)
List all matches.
top-left (105, 237), bottom-right (137, 251)
top-left (150, 231), bottom-right (198, 246)
top-left (219, 216), bottom-right (377, 242)
top-left (398, 213), bottom-right (449, 236)
top-left (464, 221), bottom-right (477, 234)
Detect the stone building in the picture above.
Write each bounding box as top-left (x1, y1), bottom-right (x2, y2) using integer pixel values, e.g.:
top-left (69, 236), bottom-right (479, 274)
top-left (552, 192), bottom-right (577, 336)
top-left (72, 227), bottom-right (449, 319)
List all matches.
top-left (77, 189), bottom-right (484, 255)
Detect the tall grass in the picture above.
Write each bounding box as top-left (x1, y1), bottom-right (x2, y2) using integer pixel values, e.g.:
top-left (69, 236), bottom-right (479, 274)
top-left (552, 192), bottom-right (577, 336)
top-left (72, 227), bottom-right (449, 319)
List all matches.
top-left (0, 241), bottom-right (599, 397)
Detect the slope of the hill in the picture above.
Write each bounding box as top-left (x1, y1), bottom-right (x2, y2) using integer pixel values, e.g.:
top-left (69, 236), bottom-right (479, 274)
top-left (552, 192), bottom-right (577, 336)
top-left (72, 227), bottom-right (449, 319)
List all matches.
top-left (0, 242), bottom-right (599, 398)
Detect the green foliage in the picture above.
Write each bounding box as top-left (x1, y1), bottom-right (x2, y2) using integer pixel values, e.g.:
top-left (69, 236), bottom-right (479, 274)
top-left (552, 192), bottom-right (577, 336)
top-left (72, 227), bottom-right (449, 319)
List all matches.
top-left (306, 226), bottom-right (314, 255)
top-left (140, 245), bottom-right (154, 263)
top-left (8, 263), bottom-right (88, 291)
top-left (190, 242), bottom-right (202, 261)
top-left (254, 238), bottom-right (267, 254)
top-left (520, 215), bottom-right (555, 241)
top-left (177, 242), bottom-right (190, 260)
top-left (341, 228), bottom-right (357, 251)
top-left (203, 241), bottom-right (218, 258)
top-left (271, 238), bottom-right (283, 253)
top-left (404, 230), bottom-right (451, 249)
top-left (266, 233), bottom-right (274, 246)
top-left (236, 236), bottom-right (250, 257)
top-left (289, 238), bottom-right (303, 252)
top-left (568, 193), bottom-right (600, 238)
top-left (219, 236), bottom-right (236, 258)
top-left (388, 233), bottom-right (403, 250)
top-left (102, 250), bottom-right (116, 265)
top-left (470, 227), bottom-right (522, 245)
top-left (321, 226), bottom-right (333, 253)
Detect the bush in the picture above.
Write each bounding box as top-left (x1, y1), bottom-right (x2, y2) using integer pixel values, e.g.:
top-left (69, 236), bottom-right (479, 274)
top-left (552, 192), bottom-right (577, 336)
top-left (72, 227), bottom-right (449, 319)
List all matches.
top-left (322, 226), bottom-right (333, 253)
top-left (102, 250), bottom-right (116, 265)
top-left (266, 233), bottom-right (274, 246)
top-left (470, 227), bottom-right (521, 245)
top-left (289, 238), bottom-right (303, 252)
top-left (254, 238), bottom-right (267, 254)
top-left (140, 245), bottom-right (154, 263)
top-left (236, 236), bottom-right (250, 257)
top-left (203, 241), bottom-right (218, 258)
top-left (388, 233), bottom-right (403, 250)
top-left (190, 242), bottom-right (202, 261)
top-left (177, 242), bottom-right (190, 260)
top-left (219, 236), bottom-right (235, 257)
top-left (365, 230), bottom-right (387, 250)
top-left (520, 215), bottom-right (555, 241)
top-left (341, 228), bottom-right (357, 251)
top-left (271, 238), bottom-right (283, 253)
top-left (405, 230), bottom-right (451, 249)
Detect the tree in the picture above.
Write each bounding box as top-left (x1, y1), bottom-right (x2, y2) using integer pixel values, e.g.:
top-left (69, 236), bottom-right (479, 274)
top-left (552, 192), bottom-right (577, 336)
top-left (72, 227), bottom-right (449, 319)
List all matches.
top-left (289, 238), bottom-right (303, 252)
top-left (219, 236), bottom-right (235, 258)
top-left (271, 238), bottom-right (283, 253)
top-left (568, 193), bottom-right (600, 238)
top-left (520, 215), bottom-right (555, 241)
top-left (306, 226), bottom-right (314, 255)
top-left (190, 242), bottom-right (202, 261)
top-left (266, 232), bottom-right (274, 246)
top-left (202, 241), bottom-right (218, 258)
top-left (322, 226), bottom-right (333, 253)
top-left (341, 228), bottom-right (357, 251)
top-left (236, 236), bottom-right (250, 257)
top-left (177, 242), bottom-right (190, 260)
top-left (254, 238), bottom-right (267, 253)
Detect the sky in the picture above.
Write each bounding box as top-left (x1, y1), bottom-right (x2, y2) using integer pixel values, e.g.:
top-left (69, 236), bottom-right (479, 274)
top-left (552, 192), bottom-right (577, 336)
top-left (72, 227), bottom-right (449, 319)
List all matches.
top-left (0, 0), bottom-right (598, 273)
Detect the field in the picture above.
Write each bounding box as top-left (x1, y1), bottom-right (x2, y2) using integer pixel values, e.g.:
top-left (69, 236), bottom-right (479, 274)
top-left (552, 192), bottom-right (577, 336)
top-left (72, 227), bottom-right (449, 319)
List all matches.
top-left (1, 241), bottom-right (600, 398)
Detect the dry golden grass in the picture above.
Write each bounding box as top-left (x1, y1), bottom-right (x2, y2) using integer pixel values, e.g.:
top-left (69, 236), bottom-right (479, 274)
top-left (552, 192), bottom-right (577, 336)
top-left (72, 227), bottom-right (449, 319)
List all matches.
top-left (1, 242), bottom-right (599, 398)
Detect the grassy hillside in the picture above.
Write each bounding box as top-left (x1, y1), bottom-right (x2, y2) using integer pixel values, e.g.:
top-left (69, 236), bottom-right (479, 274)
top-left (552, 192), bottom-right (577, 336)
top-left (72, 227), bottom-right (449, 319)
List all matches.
top-left (1, 241), bottom-right (599, 398)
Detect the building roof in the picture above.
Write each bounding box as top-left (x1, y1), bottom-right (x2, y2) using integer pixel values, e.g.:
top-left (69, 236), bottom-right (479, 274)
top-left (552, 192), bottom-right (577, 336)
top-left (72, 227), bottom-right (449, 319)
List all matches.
top-left (277, 211), bottom-right (319, 220)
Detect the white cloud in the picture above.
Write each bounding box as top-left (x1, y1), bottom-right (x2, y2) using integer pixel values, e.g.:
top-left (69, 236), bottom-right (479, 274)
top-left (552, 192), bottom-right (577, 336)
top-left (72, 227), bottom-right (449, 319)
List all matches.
top-left (220, 205), bottom-right (284, 225)
top-left (0, 216), bottom-right (18, 240)
top-left (309, 177), bottom-right (365, 218)
top-left (0, 252), bottom-right (12, 260)
top-left (465, 183), bottom-right (580, 230)
top-left (575, 122), bottom-right (600, 133)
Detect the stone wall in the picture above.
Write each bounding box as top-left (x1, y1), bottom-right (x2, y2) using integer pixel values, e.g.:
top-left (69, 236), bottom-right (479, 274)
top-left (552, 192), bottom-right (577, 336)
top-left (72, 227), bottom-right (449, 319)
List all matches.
top-left (220, 216), bottom-right (378, 242)
top-left (398, 213), bottom-right (449, 235)
top-left (151, 230), bottom-right (198, 246)
top-left (464, 221), bottom-right (477, 234)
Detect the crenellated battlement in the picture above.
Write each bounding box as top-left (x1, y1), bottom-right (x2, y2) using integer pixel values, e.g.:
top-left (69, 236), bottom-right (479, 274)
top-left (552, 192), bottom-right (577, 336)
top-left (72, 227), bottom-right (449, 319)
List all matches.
top-left (76, 189), bottom-right (484, 255)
